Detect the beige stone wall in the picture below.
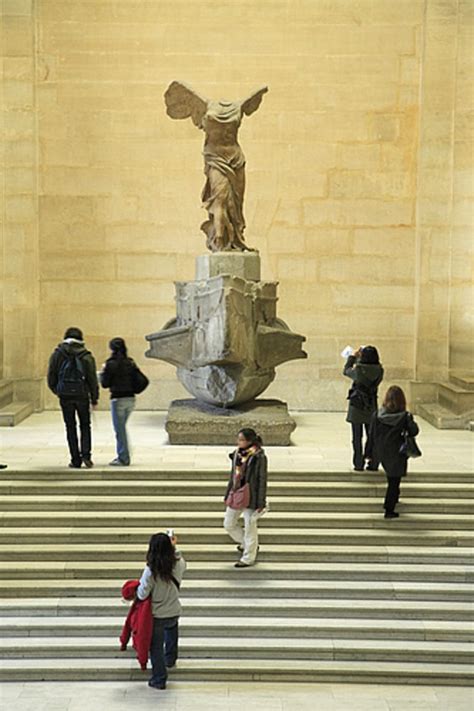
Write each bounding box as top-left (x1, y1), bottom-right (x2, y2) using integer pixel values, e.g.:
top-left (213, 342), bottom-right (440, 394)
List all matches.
top-left (1, 0), bottom-right (41, 405)
top-left (450, 0), bottom-right (474, 375)
top-left (1, 0), bottom-right (472, 410)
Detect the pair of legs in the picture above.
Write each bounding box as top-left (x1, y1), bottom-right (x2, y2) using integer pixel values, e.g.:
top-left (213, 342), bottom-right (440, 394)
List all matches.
top-left (110, 396), bottom-right (135, 465)
top-left (351, 422), bottom-right (378, 470)
top-left (384, 476), bottom-right (401, 515)
top-left (149, 616), bottom-right (179, 688)
top-left (59, 398), bottom-right (91, 467)
top-left (224, 507), bottom-right (259, 565)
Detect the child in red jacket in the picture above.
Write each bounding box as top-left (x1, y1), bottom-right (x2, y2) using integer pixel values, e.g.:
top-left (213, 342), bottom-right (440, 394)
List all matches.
top-left (119, 579), bottom-right (153, 670)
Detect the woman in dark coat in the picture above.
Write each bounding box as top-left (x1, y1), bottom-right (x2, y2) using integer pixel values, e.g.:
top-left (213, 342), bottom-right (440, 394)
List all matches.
top-left (343, 346), bottom-right (384, 471)
top-left (223, 428), bottom-right (268, 568)
top-left (366, 386), bottom-right (419, 519)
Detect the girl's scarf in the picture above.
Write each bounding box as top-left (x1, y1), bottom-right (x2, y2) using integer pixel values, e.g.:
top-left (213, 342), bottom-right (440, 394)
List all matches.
top-left (232, 445), bottom-right (259, 491)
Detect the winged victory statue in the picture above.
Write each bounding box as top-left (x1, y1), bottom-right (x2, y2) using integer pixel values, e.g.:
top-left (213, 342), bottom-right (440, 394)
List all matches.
top-left (164, 81), bottom-right (268, 253)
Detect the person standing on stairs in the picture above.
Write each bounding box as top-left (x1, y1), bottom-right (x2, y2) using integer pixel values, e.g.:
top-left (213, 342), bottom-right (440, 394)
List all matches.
top-left (366, 385), bottom-right (420, 519)
top-left (47, 327), bottom-right (99, 469)
top-left (100, 337), bottom-right (138, 467)
top-left (343, 345), bottom-right (384, 472)
top-left (224, 428), bottom-right (268, 568)
top-left (137, 532), bottom-right (186, 690)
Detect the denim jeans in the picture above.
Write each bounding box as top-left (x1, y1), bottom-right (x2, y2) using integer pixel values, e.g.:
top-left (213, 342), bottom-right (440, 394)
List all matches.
top-left (59, 398), bottom-right (91, 465)
top-left (111, 397), bottom-right (135, 464)
top-left (149, 616), bottom-right (179, 686)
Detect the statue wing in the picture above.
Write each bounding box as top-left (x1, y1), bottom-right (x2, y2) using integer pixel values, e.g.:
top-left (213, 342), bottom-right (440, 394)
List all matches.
top-left (164, 81), bottom-right (208, 127)
top-left (240, 86), bottom-right (268, 116)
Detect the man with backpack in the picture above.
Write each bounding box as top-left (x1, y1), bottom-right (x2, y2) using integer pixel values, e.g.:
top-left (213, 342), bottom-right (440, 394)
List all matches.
top-left (47, 327), bottom-right (99, 469)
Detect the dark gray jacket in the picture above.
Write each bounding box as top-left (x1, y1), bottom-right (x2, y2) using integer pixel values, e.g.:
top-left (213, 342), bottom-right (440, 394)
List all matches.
top-left (225, 448), bottom-right (268, 510)
top-left (344, 356), bottom-right (384, 425)
top-left (47, 338), bottom-right (99, 405)
top-left (366, 408), bottom-right (419, 478)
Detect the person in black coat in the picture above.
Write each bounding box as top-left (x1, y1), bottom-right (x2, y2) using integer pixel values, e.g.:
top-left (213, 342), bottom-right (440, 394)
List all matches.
top-left (47, 326), bottom-right (99, 469)
top-left (223, 428), bottom-right (268, 569)
top-left (343, 346), bottom-right (384, 472)
top-left (100, 337), bottom-right (137, 466)
top-left (366, 385), bottom-right (420, 519)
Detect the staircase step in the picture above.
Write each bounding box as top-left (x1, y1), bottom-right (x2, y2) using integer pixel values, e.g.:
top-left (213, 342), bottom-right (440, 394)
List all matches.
top-left (0, 526), bottom-right (471, 547)
top-left (0, 578), bottom-right (471, 602)
top-left (0, 401), bottom-right (34, 427)
top-left (2, 561), bottom-right (471, 583)
top-left (1, 543), bottom-right (472, 564)
top-left (1, 495), bottom-right (472, 513)
top-left (0, 657), bottom-right (472, 684)
top-left (450, 374), bottom-right (474, 391)
top-left (1, 480), bottom-right (472, 498)
top-left (1, 615), bottom-right (473, 642)
top-left (1, 510), bottom-right (471, 530)
top-left (2, 596), bottom-right (472, 621)
top-left (417, 402), bottom-right (473, 430)
top-left (0, 465), bottom-right (472, 685)
top-left (438, 382), bottom-right (474, 415)
top-left (4, 469), bottom-right (473, 483)
top-left (1, 636), bottom-right (472, 664)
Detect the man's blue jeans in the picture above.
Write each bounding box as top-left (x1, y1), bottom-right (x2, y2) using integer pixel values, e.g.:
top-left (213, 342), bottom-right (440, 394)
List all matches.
top-left (149, 616), bottom-right (179, 686)
top-left (111, 396), bottom-right (135, 464)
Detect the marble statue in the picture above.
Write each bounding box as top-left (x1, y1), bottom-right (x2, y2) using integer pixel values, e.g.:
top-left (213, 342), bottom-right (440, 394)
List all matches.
top-left (164, 80), bottom-right (268, 253)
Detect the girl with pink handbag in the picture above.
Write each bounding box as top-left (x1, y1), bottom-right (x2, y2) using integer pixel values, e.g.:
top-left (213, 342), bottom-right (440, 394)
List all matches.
top-left (223, 428), bottom-right (268, 568)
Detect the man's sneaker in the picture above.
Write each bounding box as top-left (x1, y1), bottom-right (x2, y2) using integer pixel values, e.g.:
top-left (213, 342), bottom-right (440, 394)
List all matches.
top-left (235, 561), bottom-right (254, 568)
top-left (384, 512), bottom-right (400, 519)
top-left (109, 458), bottom-right (129, 466)
top-left (69, 462), bottom-right (82, 469)
top-left (148, 681), bottom-right (166, 690)
top-left (82, 459), bottom-right (94, 469)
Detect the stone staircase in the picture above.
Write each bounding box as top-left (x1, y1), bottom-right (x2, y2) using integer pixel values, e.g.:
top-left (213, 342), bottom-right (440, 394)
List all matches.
top-left (415, 375), bottom-right (474, 430)
top-left (0, 468), bottom-right (473, 685)
top-left (0, 380), bottom-right (34, 427)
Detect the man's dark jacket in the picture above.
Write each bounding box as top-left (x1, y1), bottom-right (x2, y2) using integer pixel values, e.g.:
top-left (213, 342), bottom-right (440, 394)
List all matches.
top-left (47, 338), bottom-right (99, 405)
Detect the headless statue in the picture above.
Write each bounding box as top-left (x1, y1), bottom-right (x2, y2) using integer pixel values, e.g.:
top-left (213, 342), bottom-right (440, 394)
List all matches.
top-left (164, 81), bottom-right (268, 253)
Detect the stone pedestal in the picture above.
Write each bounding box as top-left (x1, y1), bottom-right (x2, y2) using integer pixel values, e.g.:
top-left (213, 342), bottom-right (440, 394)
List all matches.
top-left (166, 398), bottom-right (296, 445)
top-left (195, 251), bottom-right (261, 281)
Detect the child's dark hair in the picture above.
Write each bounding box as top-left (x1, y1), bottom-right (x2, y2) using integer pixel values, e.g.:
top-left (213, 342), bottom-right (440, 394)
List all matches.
top-left (146, 533), bottom-right (176, 583)
top-left (238, 428), bottom-right (263, 446)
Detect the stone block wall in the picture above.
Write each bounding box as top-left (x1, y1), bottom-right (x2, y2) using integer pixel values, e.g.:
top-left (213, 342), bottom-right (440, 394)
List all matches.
top-left (1, 0), bottom-right (41, 406)
top-left (1, 0), bottom-right (473, 411)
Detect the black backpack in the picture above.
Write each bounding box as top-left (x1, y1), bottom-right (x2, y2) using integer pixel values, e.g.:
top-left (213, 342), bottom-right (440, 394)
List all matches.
top-left (56, 350), bottom-right (88, 399)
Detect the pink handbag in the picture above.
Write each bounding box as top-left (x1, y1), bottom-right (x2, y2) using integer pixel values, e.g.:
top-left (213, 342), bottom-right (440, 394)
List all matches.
top-left (226, 482), bottom-right (250, 510)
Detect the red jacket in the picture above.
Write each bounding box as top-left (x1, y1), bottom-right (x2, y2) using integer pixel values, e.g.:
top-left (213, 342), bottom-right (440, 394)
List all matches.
top-left (119, 579), bottom-right (153, 670)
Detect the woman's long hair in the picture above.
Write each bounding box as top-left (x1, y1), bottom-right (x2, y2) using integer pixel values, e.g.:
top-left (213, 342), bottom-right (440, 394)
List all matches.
top-left (146, 533), bottom-right (176, 583)
top-left (383, 385), bottom-right (407, 413)
top-left (360, 346), bottom-right (380, 365)
top-left (109, 337), bottom-right (128, 358)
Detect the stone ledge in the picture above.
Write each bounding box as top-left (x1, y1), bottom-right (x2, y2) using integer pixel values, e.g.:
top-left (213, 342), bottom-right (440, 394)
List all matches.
top-left (165, 398), bottom-right (296, 445)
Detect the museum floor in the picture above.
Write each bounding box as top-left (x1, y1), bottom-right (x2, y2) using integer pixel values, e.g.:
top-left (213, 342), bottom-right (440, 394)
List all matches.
top-left (1, 679), bottom-right (473, 711)
top-left (0, 410), bottom-right (472, 473)
top-left (0, 411), bottom-right (472, 710)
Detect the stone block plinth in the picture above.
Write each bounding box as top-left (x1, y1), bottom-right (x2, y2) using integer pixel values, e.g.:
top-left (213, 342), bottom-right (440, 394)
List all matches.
top-left (165, 398), bottom-right (296, 445)
top-left (195, 251), bottom-right (261, 281)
